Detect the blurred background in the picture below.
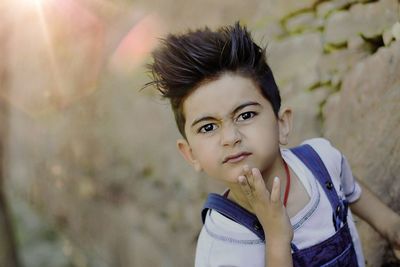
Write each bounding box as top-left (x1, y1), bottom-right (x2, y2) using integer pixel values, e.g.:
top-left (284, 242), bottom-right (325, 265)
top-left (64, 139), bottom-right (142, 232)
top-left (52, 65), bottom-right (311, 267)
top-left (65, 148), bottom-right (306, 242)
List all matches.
top-left (0, 0), bottom-right (399, 266)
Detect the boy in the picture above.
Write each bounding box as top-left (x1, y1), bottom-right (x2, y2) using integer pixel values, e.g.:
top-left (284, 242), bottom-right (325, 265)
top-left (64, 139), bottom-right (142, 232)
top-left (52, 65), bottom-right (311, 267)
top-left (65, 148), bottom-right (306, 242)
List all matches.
top-left (146, 23), bottom-right (400, 266)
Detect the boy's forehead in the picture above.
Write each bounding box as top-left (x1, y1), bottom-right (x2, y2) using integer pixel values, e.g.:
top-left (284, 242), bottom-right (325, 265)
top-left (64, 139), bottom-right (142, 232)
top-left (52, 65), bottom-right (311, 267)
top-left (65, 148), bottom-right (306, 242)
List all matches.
top-left (182, 73), bottom-right (264, 120)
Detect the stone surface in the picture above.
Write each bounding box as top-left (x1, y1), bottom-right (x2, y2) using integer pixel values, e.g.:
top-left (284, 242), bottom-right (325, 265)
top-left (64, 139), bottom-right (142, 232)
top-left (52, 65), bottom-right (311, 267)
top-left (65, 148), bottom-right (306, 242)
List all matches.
top-left (383, 27), bottom-right (394, 46)
top-left (252, 21), bottom-right (286, 43)
top-left (324, 10), bottom-right (351, 45)
top-left (351, 0), bottom-right (399, 39)
top-left (323, 41), bottom-right (400, 266)
top-left (393, 22), bottom-right (400, 41)
top-left (253, 0), bottom-right (320, 21)
top-left (317, 41), bottom-right (370, 84)
top-left (285, 12), bottom-right (323, 33)
top-left (316, 0), bottom-right (375, 18)
top-left (286, 87), bottom-right (332, 147)
top-left (268, 32), bottom-right (323, 90)
top-left (316, 0), bottom-right (353, 18)
top-left (324, 0), bottom-right (399, 45)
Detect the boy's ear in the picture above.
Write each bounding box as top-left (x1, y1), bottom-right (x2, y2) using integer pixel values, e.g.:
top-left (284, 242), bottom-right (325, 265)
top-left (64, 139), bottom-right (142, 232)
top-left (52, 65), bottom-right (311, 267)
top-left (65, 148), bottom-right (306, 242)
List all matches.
top-left (176, 139), bottom-right (202, 172)
top-left (278, 107), bottom-right (293, 146)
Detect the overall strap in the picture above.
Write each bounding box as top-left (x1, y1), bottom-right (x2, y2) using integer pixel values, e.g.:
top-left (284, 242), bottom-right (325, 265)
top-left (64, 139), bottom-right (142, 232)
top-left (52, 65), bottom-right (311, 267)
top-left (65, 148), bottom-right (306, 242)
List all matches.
top-left (290, 144), bottom-right (348, 230)
top-left (202, 193), bottom-right (265, 240)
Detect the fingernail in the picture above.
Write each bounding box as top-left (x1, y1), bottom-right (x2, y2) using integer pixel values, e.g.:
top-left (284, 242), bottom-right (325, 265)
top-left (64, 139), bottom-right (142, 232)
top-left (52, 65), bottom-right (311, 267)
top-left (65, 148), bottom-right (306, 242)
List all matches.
top-left (238, 176), bottom-right (245, 184)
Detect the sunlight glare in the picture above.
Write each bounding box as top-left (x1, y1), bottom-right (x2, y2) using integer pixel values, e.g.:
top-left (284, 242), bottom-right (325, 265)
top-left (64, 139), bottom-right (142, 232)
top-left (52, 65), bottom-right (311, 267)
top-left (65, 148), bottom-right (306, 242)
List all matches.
top-left (17, 0), bottom-right (46, 9)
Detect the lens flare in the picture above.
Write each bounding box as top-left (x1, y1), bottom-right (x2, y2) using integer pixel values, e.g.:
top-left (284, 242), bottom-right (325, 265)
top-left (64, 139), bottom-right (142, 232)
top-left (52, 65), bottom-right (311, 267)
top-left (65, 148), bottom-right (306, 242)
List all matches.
top-left (16, 0), bottom-right (45, 9)
top-left (3, 0), bottom-right (105, 116)
top-left (110, 14), bottom-right (164, 74)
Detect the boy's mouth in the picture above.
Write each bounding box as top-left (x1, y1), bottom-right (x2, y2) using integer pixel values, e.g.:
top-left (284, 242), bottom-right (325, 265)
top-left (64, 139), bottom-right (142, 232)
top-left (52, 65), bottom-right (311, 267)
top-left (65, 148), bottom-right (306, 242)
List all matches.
top-left (222, 152), bottom-right (252, 164)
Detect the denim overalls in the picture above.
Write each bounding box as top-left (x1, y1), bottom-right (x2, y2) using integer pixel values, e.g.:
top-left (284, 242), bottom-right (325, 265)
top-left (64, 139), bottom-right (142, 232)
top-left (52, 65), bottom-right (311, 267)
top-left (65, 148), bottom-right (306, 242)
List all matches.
top-left (201, 144), bottom-right (359, 267)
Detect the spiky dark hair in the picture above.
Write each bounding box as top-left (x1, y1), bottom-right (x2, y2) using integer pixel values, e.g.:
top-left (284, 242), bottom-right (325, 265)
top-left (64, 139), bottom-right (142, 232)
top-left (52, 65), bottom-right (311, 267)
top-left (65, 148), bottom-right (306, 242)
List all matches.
top-left (145, 22), bottom-right (281, 138)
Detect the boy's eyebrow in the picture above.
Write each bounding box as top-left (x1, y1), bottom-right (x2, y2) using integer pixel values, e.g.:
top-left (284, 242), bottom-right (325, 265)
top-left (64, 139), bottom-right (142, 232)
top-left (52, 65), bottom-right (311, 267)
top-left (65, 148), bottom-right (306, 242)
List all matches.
top-left (191, 116), bottom-right (216, 128)
top-left (190, 101), bottom-right (261, 128)
top-left (232, 101), bottom-right (260, 115)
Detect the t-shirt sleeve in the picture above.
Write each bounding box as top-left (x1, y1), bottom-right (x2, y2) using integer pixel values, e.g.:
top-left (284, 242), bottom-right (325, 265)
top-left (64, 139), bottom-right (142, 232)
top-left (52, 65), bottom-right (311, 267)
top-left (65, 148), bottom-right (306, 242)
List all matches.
top-left (340, 154), bottom-right (362, 203)
top-left (303, 138), bottom-right (362, 203)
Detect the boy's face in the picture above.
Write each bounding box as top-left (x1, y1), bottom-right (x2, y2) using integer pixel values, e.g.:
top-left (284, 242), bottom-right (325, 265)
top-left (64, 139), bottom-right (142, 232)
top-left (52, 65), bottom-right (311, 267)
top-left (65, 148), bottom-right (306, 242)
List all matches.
top-left (177, 72), bottom-right (291, 185)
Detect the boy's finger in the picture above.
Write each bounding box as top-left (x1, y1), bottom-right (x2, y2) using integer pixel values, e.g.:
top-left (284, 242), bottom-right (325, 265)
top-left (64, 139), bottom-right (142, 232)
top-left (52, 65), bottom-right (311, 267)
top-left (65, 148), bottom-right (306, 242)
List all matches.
top-left (248, 166), bottom-right (256, 188)
top-left (251, 168), bottom-right (268, 194)
top-left (243, 165), bottom-right (251, 176)
top-left (270, 176), bottom-right (281, 203)
top-left (243, 165), bottom-right (252, 180)
top-left (251, 168), bottom-right (272, 204)
top-left (238, 175), bottom-right (253, 199)
top-left (243, 165), bottom-right (256, 190)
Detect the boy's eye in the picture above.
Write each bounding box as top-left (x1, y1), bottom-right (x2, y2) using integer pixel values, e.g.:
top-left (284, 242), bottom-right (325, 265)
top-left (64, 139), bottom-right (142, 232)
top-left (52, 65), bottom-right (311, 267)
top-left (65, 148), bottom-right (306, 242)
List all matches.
top-left (199, 123), bottom-right (217, 133)
top-left (237, 111), bottom-right (256, 121)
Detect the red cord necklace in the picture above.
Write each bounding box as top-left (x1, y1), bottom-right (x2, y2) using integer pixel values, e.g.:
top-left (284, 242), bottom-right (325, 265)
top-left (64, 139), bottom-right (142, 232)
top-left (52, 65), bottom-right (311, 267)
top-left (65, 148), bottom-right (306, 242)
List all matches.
top-left (283, 160), bottom-right (291, 207)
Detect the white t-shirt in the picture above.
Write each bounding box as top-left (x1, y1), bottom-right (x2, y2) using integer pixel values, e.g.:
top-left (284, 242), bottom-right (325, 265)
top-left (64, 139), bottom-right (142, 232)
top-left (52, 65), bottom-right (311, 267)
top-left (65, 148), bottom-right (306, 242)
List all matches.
top-left (195, 138), bottom-right (365, 267)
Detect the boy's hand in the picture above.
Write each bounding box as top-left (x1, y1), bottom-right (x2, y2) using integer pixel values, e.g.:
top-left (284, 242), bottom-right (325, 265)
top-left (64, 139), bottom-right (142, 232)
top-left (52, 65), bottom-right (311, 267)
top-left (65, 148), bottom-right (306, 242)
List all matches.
top-left (349, 180), bottom-right (400, 259)
top-left (383, 215), bottom-right (400, 259)
top-left (387, 217), bottom-right (400, 249)
top-left (238, 165), bottom-right (293, 244)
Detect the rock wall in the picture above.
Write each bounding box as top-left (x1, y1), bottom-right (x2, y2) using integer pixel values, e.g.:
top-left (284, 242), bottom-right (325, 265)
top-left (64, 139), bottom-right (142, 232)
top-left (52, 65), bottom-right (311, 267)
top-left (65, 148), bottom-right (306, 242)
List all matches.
top-left (1, 0), bottom-right (399, 266)
top-left (261, 1), bottom-right (400, 266)
top-left (263, 0), bottom-right (400, 145)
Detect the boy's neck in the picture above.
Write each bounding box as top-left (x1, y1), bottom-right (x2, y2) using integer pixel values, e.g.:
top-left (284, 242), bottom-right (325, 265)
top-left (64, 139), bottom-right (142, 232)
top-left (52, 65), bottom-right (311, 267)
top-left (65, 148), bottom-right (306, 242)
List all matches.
top-left (227, 152), bottom-right (288, 213)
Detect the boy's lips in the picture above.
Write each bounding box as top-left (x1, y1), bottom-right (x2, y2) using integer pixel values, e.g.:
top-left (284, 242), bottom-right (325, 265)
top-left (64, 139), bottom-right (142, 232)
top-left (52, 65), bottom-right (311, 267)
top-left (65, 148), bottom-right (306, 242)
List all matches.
top-left (222, 152), bottom-right (252, 164)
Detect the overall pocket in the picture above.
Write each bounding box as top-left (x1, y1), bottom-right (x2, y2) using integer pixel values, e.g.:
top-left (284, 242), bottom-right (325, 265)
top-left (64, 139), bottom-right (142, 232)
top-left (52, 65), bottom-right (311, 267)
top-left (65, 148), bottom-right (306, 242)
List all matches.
top-left (291, 223), bottom-right (359, 267)
top-left (320, 243), bottom-right (358, 267)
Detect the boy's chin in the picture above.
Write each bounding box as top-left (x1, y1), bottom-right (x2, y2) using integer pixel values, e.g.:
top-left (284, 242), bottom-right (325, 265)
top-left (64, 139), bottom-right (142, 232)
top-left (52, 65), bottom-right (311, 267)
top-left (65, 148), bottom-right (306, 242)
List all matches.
top-left (223, 176), bottom-right (241, 185)
top-left (213, 162), bottom-right (262, 184)
top-left (210, 171), bottom-right (241, 185)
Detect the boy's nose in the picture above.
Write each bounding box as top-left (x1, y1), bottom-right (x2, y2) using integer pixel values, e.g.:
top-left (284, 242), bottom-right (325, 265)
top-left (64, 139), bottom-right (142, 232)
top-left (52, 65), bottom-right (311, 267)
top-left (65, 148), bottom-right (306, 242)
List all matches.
top-left (220, 124), bottom-right (242, 147)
